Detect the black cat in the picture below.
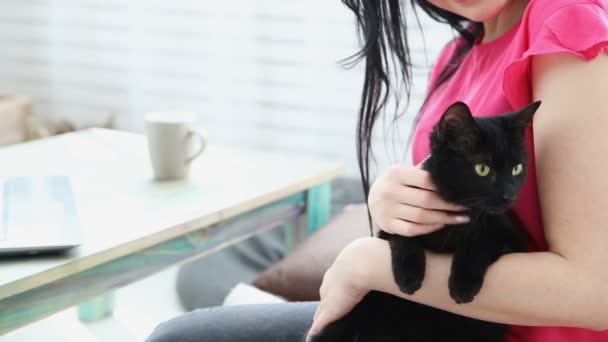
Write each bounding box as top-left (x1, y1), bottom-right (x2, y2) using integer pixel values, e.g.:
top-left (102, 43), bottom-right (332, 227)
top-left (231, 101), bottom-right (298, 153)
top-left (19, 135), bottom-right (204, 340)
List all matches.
top-left (310, 100), bottom-right (541, 342)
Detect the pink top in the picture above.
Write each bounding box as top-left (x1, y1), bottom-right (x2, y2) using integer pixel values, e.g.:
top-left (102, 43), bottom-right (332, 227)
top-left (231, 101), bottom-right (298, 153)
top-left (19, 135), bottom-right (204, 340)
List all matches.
top-left (411, 0), bottom-right (608, 340)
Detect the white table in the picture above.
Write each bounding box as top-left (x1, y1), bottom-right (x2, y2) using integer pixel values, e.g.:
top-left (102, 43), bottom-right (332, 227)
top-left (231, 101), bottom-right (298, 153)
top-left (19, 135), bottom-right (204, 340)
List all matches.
top-left (0, 129), bottom-right (343, 335)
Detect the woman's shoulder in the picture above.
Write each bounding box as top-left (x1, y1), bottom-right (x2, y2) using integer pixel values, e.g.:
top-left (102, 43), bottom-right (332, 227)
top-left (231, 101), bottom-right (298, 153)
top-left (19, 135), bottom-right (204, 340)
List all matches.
top-left (520, 0), bottom-right (608, 57)
top-left (524, 0), bottom-right (608, 32)
top-left (503, 0), bottom-right (608, 108)
top-left (526, 0), bottom-right (607, 13)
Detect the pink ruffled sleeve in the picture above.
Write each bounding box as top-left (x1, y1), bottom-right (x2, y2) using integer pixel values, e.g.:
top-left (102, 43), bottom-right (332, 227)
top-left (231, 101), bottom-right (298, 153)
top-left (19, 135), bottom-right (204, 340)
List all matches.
top-left (503, 0), bottom-right (608, 108)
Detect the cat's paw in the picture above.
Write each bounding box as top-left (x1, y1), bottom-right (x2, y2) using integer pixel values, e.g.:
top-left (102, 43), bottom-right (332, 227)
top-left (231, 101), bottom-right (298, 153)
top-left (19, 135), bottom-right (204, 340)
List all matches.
top-left (388, 236), bottom-right (425, 295)
top-left (448, 271), bottom-right (483, 304)
top-left (394, 268), bottom-right (424, 295)
top-left (392, 254), bottom-right (425, 295)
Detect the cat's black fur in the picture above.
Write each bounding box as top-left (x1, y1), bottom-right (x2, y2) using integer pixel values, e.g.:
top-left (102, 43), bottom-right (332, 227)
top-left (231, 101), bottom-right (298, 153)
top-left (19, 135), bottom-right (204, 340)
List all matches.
top-left (310, 101), bottom-right (541, 342)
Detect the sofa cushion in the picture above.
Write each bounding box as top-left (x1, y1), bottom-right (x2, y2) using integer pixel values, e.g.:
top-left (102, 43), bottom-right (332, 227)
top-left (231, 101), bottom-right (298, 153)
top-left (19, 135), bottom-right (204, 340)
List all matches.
top-left (253, 203), bottom-right (370, 301)
top-left (0, 95), bottom-right (32, 146)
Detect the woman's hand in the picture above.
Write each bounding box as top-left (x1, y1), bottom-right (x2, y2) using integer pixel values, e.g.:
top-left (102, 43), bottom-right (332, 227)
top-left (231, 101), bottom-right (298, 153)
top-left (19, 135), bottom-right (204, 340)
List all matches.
top-left (306, 238), bottom-right (375, 340)
top-left (368, 162), bottom-right (470, 236)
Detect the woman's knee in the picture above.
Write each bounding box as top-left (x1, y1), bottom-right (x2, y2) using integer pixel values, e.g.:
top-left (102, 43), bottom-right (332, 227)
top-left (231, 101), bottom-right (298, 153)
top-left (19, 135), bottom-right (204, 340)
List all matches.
top-left (145, 309), bottom-right (208, 342)
top-left (146, 307), bottom-right (247, 342)
top-left (145, 303), bottom-right (318, 342)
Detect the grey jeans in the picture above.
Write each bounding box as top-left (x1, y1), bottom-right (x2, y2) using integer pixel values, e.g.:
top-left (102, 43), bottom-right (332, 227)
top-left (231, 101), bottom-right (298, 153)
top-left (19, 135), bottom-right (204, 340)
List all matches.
top-left (145, 302), bottom-right (318, 342)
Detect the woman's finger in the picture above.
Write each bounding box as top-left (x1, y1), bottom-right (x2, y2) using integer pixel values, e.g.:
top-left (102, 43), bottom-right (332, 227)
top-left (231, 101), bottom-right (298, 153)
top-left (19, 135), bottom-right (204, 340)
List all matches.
top-left (396, 167), bottom-right (438, 191)
top-left (307, 307), bottom-right (325, 339)
top-left (308, 294), bottom-right (352, 340)
top-left (390, 186), bottom-right (467, 212)
top-left (391, 203), bottom-right (470, 226)
top-left (313, 303), bottom-right (321, 321)
top-left (385, 218), bottom-right (446, 237)
top-left (308, 311), bottom-right (331, 339)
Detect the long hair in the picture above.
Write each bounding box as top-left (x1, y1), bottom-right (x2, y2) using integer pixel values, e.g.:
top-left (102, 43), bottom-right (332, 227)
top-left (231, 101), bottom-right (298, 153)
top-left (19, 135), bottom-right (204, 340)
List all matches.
top-left (340, 0), bottom-right (483, 234)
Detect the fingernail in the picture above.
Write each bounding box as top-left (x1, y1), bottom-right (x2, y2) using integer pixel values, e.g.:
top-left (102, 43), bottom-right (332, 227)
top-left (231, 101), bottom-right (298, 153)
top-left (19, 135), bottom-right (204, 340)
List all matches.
top-left (454, 216), bottom-right (470, 223)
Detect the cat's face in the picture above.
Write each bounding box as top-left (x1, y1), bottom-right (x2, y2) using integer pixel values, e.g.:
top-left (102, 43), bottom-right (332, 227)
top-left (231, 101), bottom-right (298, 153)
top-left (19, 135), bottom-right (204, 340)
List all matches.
top-left (426, 101), bottom-right (541, 213)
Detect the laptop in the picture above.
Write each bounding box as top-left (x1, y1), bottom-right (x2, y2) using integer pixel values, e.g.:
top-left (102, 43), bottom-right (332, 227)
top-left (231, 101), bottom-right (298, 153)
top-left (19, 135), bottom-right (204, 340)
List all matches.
top-left (0, 176), bottom-right (82, 255)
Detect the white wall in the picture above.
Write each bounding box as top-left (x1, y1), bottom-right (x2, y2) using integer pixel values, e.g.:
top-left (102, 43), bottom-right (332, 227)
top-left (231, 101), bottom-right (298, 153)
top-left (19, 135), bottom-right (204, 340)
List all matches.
top-left (0, 0), bottom-right (453, 177)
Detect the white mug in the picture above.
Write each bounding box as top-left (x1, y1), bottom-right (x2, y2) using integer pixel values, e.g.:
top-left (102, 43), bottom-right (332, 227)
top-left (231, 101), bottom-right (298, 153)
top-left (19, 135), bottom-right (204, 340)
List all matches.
top-left (144, 112), bottom-right (207, 181)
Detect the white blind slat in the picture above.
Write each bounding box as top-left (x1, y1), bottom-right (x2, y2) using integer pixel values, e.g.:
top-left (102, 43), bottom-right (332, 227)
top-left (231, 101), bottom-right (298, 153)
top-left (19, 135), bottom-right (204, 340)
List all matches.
top-left (0, 0), bottom-right (452, 177)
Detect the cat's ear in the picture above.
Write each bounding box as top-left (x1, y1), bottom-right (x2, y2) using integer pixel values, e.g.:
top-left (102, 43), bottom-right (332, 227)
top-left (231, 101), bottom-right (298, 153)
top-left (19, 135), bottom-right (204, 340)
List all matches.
top-left (436, 101), bottom-right (479, 148)
top-left (513, 101), bottom-right (541, 133)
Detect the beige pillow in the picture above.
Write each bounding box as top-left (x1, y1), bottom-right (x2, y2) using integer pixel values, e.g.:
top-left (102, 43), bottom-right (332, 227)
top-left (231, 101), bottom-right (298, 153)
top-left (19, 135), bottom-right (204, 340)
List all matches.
top-left (253, 204), bottom-right (370, 301)
top-left (0, 95), bottom-right (32, 146)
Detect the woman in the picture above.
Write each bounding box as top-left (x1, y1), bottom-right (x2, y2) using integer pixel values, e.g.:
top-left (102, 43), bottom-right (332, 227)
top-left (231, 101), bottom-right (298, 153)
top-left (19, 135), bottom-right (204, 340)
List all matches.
top-left (146, 0), bottom-right (608, 341)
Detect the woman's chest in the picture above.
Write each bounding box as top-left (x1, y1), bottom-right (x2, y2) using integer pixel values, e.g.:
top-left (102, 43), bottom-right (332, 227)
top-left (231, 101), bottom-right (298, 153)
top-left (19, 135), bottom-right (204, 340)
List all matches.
top-left (412, 51), bottom-right (516, 163)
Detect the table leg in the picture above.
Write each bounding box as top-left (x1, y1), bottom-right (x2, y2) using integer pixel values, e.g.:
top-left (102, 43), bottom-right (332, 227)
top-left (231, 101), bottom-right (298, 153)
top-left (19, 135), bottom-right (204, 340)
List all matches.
top-left (77, 292), bottom-right (116, 322)
top-left (282, 182), bottom-right (332, 254)
top-left (283, 222), bottom-right (295, 254)
top-left (306, 181), bottom-right (332, 233)
top-left (283, 207), bottom-right (309, 254)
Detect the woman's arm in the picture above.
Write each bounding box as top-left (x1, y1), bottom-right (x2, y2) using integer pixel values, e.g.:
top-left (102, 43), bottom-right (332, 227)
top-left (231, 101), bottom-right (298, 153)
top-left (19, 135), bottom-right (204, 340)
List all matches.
top-left (308, 52), bottom-right (608, 337)
top-left (364, 242), bottom-right (606, 330)
top-left (363, 52), bottom-right (608, 331)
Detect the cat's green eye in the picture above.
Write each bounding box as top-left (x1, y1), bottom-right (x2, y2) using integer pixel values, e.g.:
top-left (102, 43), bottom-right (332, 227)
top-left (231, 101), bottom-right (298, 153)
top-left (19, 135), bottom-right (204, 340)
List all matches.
top-left (474, 164), bottom-right (491, 177)
top-left (512, 164), bottom-right (524, 176)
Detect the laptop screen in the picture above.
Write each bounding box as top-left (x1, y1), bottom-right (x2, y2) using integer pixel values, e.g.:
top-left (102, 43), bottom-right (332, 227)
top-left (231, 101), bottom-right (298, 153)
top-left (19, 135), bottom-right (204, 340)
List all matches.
top-left (1, 176), bottom-right (80, 243)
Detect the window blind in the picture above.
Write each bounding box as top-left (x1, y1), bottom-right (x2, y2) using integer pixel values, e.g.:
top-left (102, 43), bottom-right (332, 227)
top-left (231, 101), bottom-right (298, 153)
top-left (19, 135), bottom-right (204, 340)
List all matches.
top-left (0, 0), bottom-right (453, 177)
